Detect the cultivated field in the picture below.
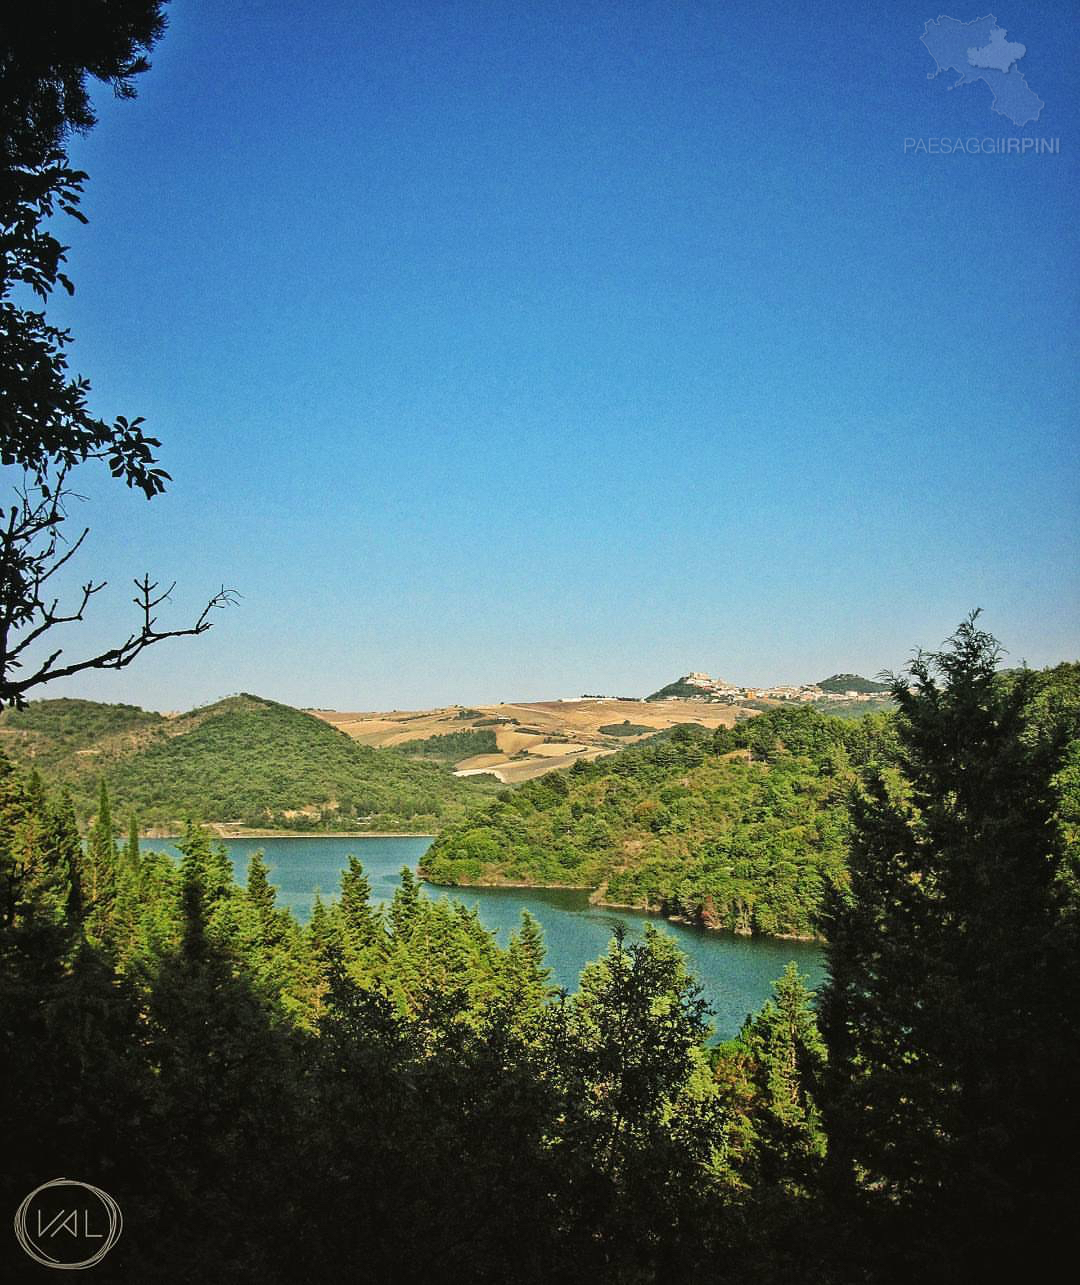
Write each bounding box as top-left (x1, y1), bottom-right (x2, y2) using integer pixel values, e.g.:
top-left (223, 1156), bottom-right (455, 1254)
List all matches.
top-left (310, 698), bottom-right (752, 783)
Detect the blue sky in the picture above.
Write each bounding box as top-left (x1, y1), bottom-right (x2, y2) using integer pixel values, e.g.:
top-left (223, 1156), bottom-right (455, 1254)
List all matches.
top-left (31, 0), bottom-right (1080, 710)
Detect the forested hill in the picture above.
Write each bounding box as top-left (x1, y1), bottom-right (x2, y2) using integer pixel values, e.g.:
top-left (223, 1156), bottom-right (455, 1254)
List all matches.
top-left (0, 695), bottom-right (501, 831)
top-left (816, 673), bottom-right (891, 693)
top-left (422, 706), bottom-right (896, 938)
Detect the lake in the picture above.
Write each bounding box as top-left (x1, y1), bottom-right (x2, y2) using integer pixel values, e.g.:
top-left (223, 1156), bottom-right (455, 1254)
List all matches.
top-left (142, 834), bottom-right (825, 1041)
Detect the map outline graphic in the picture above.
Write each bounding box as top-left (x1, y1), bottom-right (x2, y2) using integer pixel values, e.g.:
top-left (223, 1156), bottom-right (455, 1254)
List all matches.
top-left (921, 14), bottom-right (1045, 127)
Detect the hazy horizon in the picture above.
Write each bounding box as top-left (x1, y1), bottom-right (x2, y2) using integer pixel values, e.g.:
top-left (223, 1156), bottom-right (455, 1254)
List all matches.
top-left (25, 637), bottom-right (1077, 717)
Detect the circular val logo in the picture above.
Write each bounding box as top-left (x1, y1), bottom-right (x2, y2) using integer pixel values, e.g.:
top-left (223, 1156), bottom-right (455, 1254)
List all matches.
top-left (13, 1179), bottom-right (122, 1271)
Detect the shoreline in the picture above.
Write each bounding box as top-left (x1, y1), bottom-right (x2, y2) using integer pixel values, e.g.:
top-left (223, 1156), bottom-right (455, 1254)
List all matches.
top-left (422, 872), bottom-right (822, 943)
top-left (421, 875), bottom-right (594, 892)
top-left (135, 835), bottom-right (822, 944)
top-left (142, 828), bottom-right (437, 841)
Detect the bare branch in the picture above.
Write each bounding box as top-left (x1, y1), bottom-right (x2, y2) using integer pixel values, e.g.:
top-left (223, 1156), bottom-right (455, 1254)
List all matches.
top-left (0, 583), bottom-right (239, 705)
top-left (6, 576), bottom-right (104, 660)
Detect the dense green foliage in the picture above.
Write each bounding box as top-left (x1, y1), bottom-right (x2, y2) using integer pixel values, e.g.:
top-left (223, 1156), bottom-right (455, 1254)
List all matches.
top-left (0, 696), bottom-right (163, 750)
top-left (424, 708), bottom-right (895, 938)
top-left (599, 721), bottom-right (653, 736)
top-left (396, 728), bottom-right (499, 759)
top-left (815, 674), bottom-right (890, 693)
top-left (0, 694), bottom-right (501, 831)
top-left (1, 620), bottom-right (1076, 1281)
top-left (0, 764), bottom-right (818, 1283)
top-left (809, 695), bottom-right (895, 719)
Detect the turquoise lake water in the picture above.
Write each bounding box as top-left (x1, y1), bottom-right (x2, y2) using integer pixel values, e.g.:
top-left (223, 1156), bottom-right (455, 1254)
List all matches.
top-left (141, 834), bottom-right (825, 1041)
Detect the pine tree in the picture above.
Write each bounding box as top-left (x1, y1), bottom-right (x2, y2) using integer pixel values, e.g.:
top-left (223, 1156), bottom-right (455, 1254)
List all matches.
top-left (25, 768), bottom-right (47, 818)
top-left (505, 909), bottom-right (553, 1017)
top-left (308, 894), bottom-right (342, 970)
top-left (738, 963), bottom-right (826, 1189)
top-left (245, 849), bottom-right (289, 957)
top-left (177, 819), bottom-right (212, 889)
top-left (389, 866), bottom-right (420, 942)
top-left (205, 839), bottom-right (234, 905)
top-left (339, 855), bottom-right (381, 964)
top-left (246, 850), bottom-right (275, 918)
top-left (175, 821), bottom-right (232, 903)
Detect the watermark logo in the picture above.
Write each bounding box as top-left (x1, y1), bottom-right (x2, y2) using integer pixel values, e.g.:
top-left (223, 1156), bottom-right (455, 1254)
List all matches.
top-left (909, 15), bottom-right (1058, 155)
top-left (922, 14), bottom-right (1043, 126)
top-left (13, 1179), bottom-right (122, 1271)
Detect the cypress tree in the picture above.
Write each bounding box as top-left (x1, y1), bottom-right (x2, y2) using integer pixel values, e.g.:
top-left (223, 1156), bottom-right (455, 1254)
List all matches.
top-left (45, 789), bottom-right (84, 927)
top-left (124, 814), bottom-right (142, 879)
top-left (84, 781), bottom-right (119, 943)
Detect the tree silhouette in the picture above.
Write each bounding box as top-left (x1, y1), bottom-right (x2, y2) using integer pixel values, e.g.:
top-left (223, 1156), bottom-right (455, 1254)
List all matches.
top-left (820, 614), bottom-right (1080, 1280)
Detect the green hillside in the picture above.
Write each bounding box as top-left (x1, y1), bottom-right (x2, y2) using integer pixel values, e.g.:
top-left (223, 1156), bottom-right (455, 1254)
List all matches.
top-left (812, 695), bottom-right (896, 718)
top-left (645, 676), bottom-right (719, 702)
top-left (423, 706), bottom-right (896, 938)
top-left (816, 672), bottom-right (891, 693)
top-left (0, 697), bottom-right (164, 767)
top-left (0, 694), bottom-right (501, 831)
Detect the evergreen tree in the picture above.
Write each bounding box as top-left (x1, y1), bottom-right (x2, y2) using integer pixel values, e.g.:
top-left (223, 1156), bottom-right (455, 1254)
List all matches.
top-left (737, 963), bottom-right (827, 1190)
top-left (338, 854), bottom-right (381, 963)
top-left (124, 813), bottom-right (142, 875)
top-left (389, 865), bottom-right (420, 941)
top-left (142, 848), bottom-right (302, 1280)
top-left (177, 818), bottom-right (212, 889)
top-left (246, 849), bottom-right (275, 918)
top-left (820, 617), bottom-right (1080, 1279)
top-left (557, 925), bottom-right (723, 1279)
top-left (111, 813), bottom-right (146, 970)
top-left (245, 849), bottom-right (291, 960)
top-left (44, 788), bottom-right (83, 927)
top-left (83, 780), bottom-right (118, 944)
top-left (504, 908), bottom-right (553, 1016)
top-left (567, 925), bottom-right (710, 1173)
top-left (307, 894), bottom-right (342, 971)
top-left (175, 820), bottom-right (232, 904)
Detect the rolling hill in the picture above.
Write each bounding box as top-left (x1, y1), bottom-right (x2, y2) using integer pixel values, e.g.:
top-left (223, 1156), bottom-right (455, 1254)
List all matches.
top-left (313, 697), bottom-right (748, 783)
top-left (0, 694), bottom-right (502, 832)
top-left (816, 673), bottom-right (891, 693)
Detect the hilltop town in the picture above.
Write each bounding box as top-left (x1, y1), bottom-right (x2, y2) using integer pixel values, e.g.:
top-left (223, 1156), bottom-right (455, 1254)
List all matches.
top-left (642, 670), bottom-right (892, 705)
